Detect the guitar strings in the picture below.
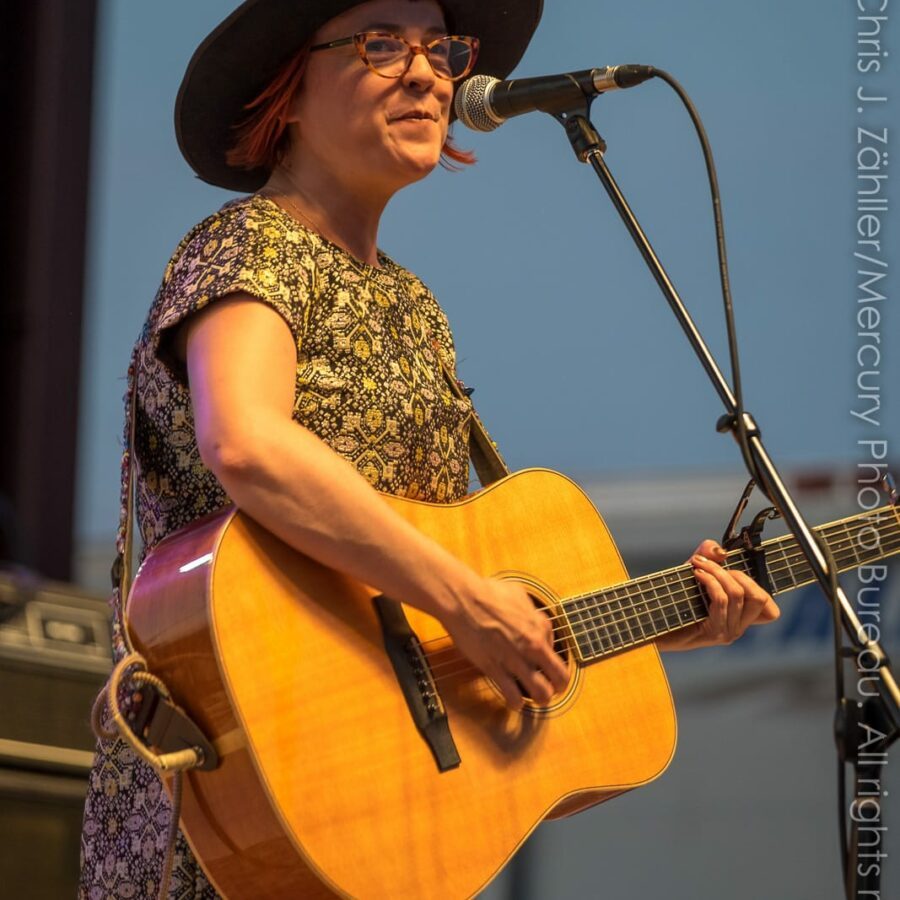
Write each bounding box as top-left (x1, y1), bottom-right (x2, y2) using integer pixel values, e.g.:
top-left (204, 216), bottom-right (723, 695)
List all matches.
top-left (274, 514), bottom-right (900, 718)
top-left (428, 510), bottom-right (900, 652)
top-left (422, 534), bottom-right (900, 688)
top-left (423, 523), bottom-right (900, 678)
top-left (419, 518), bottom-right (900, 664)
top-left (422, 529), bottom-right (900, 685)
top-left (241, 510), bottom-right (900, 704)
top-left (418, 523), bottom-right (900, 684)
top-left (424, 534), bottom-right (900, 687)
top-left (422, 507), bottom-right (900, 640)
top-left (422, 572), bottom-right (715, 683)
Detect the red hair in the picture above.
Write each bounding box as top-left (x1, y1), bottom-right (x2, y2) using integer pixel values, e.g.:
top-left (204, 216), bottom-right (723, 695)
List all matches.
top-left (226, 45), bottom-right (476, 174)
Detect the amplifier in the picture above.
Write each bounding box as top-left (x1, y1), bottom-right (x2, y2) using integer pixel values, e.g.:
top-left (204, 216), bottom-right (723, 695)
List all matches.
top-left (0, 569), bottom-right (112, 897)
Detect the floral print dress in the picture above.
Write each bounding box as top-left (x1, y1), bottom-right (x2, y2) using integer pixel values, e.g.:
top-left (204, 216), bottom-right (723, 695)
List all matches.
top-left (78, 194), bottom-right (475, 899)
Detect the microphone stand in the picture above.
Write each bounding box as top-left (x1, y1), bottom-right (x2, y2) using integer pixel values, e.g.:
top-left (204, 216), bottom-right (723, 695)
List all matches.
top-left (551, 101), bottom-right (900, 897)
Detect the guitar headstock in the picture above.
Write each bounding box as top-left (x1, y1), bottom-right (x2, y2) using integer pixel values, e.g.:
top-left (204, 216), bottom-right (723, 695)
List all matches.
top-left (883, 472), bottom-right (899, 507)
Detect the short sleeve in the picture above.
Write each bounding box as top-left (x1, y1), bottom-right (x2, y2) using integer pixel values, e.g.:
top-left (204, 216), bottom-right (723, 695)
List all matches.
top-left (148, 197), bottom-right (317, 381)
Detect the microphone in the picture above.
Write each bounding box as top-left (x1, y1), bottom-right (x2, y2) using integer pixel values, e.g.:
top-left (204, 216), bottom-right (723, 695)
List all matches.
top-left (454, 66), bottom-right (655, 132)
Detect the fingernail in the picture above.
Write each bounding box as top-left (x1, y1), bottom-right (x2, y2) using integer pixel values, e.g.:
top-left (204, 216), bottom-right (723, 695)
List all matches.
top-left (694, 554), bottom-right (708, 563)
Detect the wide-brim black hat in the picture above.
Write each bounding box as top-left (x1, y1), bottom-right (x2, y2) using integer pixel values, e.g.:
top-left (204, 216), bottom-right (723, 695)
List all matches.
top-left (175, 0), bottom-right (543, 192)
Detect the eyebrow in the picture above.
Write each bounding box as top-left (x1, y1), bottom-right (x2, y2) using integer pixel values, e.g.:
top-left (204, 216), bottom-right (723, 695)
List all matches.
top-left (362, 22), bottom-right (447, 36)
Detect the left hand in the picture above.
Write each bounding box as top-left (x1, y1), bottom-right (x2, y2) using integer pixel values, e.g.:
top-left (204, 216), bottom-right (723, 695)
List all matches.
top-left (655, 539), bottom-right (781, 651)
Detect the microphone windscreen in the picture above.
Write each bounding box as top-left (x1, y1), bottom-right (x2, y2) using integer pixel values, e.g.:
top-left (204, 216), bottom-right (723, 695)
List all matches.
top-left (454, 75), bottom-right (502, 132)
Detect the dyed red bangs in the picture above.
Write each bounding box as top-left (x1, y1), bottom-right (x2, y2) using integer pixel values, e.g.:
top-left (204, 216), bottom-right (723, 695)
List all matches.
top-left (226, 45), bottom-right (476, 174)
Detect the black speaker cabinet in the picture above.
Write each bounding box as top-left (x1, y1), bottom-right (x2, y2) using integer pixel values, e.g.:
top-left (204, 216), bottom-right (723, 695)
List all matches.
top-left (0, 571), bottom-right (111, 898)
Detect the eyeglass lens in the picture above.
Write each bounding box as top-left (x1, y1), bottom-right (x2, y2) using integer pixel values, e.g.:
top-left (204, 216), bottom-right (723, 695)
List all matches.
top-left (364, 36), bottom-right (474, 79)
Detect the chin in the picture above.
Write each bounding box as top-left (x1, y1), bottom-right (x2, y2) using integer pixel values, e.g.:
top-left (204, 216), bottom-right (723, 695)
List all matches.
top-left (390, 146), bottom-right (444, 184)
top-left (409, 151), bottom-right (443, 178)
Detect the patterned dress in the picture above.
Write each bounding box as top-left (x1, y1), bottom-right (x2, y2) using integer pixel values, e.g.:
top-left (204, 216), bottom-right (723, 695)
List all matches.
top-left (78, 194), bottom-right (476, 899)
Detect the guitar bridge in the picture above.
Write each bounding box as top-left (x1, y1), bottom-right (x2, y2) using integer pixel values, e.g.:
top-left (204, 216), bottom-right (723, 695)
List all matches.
top-left (373, 595), bottom-right (461, 773)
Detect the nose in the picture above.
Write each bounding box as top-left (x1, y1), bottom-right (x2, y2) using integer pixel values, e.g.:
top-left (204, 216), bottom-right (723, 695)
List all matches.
top-left (401, 47), bottom-right (437, 91)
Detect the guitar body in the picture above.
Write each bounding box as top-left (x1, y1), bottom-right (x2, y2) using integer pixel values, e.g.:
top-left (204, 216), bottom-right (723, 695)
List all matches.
top-left (127, 468), bottom-right (677, 899)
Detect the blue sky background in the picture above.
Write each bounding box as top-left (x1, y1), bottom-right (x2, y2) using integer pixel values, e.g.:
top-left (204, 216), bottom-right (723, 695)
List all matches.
top-left (76, 0), bottom-right (897, 543)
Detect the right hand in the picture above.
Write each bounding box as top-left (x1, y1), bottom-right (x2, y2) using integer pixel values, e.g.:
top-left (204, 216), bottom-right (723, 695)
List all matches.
top-left (441, 577), bottom-right (569, 710)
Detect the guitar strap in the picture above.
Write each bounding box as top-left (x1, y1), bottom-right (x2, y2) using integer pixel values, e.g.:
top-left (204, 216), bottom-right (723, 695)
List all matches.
top-left (107, 367), bottom-right (139, 655)
top-left (439, 358), bottom-right (510, 488)
top-left (121, 376), bottom-right (138, 643)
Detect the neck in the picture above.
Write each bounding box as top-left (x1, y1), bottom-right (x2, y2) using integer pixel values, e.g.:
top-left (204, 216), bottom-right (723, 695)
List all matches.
top-left (265, 161), bottom-right (389, 267)
top-left (562, 504), bottom-right (900, 663)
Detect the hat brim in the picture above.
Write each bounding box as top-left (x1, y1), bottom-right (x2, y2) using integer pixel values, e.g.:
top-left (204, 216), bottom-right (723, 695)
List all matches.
top-left (175, 0), bottom-right (543, 192)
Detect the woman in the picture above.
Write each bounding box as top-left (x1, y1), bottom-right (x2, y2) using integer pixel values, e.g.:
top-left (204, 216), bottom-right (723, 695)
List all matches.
top-left (80, 1), bottom-right (780, 897)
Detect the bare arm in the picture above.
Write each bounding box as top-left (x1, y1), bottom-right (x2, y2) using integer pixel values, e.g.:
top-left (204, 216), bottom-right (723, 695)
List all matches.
top-left (179, 294), bottom-right (569, 708)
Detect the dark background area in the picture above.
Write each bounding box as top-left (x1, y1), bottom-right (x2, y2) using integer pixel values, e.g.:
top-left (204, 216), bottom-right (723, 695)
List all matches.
top-left (0, 0), bottom-right (97, 580)
top-left (0, 4), bottom-right (102, 897)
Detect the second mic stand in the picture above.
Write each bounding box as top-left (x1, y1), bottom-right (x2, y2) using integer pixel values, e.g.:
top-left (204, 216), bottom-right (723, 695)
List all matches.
top-left (552, 101), bottom-right (900, 897)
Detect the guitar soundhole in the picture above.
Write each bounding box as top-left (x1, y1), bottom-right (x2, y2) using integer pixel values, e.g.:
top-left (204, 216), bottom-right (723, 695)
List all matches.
top-left (515, 595), bottom-right (574, 710)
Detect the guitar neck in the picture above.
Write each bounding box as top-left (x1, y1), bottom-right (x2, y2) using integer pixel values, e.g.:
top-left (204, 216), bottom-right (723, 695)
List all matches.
top-left (562, 505), bottom-right (900, 663)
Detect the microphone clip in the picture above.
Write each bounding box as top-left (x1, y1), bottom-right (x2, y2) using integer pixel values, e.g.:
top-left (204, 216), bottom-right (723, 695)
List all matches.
top-left (555, 108), bottom-right (606, 163)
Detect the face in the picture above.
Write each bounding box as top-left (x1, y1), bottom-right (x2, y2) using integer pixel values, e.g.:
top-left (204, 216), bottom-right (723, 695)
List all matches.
top-left (287, 0), bottom-right (456, 200)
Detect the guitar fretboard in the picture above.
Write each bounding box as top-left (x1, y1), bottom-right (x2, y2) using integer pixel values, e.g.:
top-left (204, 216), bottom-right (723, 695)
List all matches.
top-left (562, 505), bottom-right (900, 663)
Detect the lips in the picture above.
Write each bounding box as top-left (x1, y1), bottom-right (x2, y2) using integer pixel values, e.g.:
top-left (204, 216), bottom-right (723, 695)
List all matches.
top-left (391, 110), bottom-right (438, 123)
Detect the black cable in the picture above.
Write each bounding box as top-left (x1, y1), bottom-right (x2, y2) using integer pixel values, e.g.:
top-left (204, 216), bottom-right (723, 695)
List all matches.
top-left (646, 69), bottom-right (852, 890)
top-left (822, 533), bottom-right (851, 894)
top-left (649, 69), bottom-right (764, 497)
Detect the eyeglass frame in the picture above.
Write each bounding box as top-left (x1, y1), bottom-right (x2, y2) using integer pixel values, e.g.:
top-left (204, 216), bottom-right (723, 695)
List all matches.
top-left (309, 32), bottom-right (480, 82)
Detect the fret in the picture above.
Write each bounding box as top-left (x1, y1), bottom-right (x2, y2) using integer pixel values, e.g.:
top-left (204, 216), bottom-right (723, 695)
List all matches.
top-left (846, 521), bottom-right (864, 567)
top-left (574, 569), bottom-right (712, 655)
top-left (610, 586), bottom-right (641, 644)
top-left (604, 587), bottom-right (633, 648)
top-left (669, 572), bottom-right (706, 625)
top-left (583, 596), bottom-right (609, 658)
top-left (830, 518), bottom-right (867, 568)
top-left (564, 505), bottom-right (900, 670)
top-left (642, 573), bottom-right (674, 633)
top-left (658, 571), bottom-right (688, 630)
top-left (621, 587), bottom-right (645, 643)
top-left (833, 521), bottom-right (859, 563)
top-left (627, 582), bottom-right (652, 640)
top-left (591, 597), bottom-right (618, 655)
top-left (664, 566), bottom-right (706, 628)
top-left (828, 523), bottom-right (848, 568)
top-left (722, 551), bottom-right (744, 577)
top-left (875, 508), bottom-right (900, 549)
top-left (755, 505), bottom-right (900, 596)
top-left (864, 512), bottom-right (898, 561)
top-left (686, 576), bottom-right (708, 622)
top-left (775, 539), bottom-right (798, 592)
top-left (564, 596), bottom-right (602, 660)
top-left (640, 576), bottom-right (671, 635)
top-left (855, 513), bottom-right (891, 564)
top-left (625, 588), bottom-right (647, 644)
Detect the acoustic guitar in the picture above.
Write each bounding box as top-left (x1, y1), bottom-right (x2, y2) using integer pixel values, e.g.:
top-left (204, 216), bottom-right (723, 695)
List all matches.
top-left (126, 468), bottom-right (900, 899)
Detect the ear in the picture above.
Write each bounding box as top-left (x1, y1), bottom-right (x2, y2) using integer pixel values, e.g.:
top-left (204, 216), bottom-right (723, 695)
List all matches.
top-left (284, 87), bottom-right (305, 126)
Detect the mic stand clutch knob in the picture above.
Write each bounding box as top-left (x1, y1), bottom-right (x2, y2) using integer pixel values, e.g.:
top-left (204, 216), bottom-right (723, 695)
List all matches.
top-left (555, 109), bottom-right (606, 163)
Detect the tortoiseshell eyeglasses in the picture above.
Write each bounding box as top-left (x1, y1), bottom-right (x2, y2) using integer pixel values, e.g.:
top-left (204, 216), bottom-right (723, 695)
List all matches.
top-left (310, 32), bottom-right (480, 82)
